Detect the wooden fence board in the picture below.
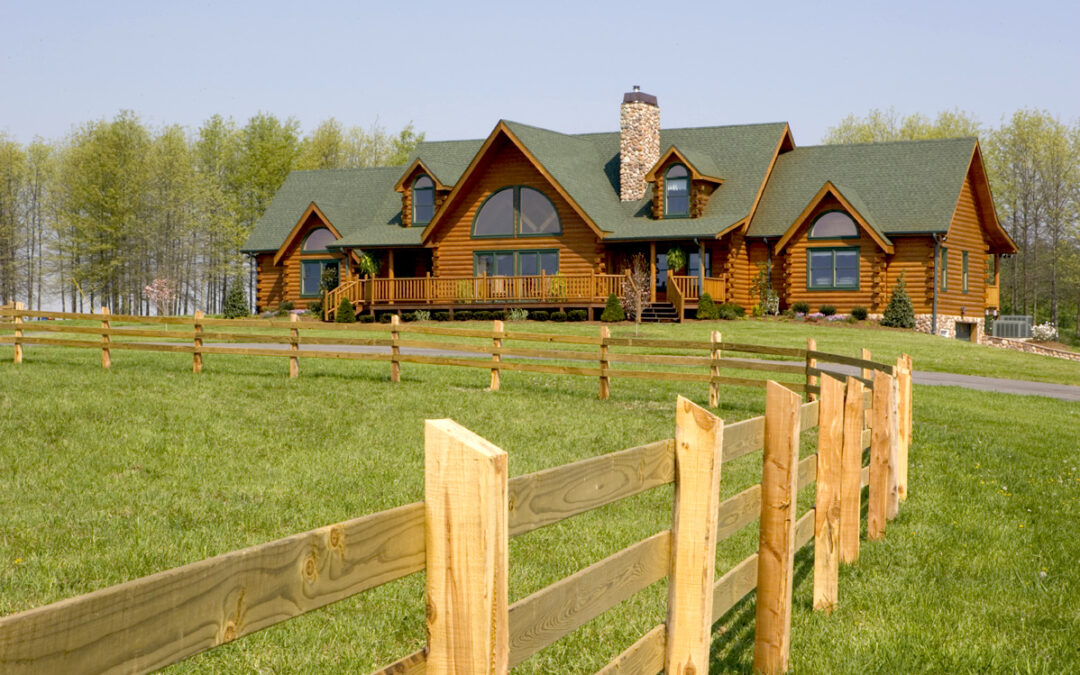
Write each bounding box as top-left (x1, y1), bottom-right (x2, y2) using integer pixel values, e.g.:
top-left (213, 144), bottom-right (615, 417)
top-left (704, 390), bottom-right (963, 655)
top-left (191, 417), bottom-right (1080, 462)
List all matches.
top-left (594, 624), bottom-right (666, 675)
top-left (711, 552), bottom-right (758, 621)
top-left (0, 502), bottom-right (425, 675)
top-left (371, 649), bottom-right (427, 675)
top-left (807, 350), bottom-right (894, 376)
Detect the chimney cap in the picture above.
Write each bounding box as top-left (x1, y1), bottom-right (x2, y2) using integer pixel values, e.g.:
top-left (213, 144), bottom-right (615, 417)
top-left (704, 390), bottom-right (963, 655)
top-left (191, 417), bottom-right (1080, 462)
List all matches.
top-left (622, 88), bottom-right (658, 106)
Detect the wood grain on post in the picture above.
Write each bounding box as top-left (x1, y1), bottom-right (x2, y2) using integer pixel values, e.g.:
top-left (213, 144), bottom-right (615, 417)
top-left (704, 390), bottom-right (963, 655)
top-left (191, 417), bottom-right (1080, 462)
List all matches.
top-left (490, 320), bottom-right (502, 391)
top-left (666, 397), bottom-right (723, 673)
top-left (886, 373), bottom-right (900, 521)
top-left (101, 306), bottom-right (111, 370)
top-left (709, 330), bottom-right (721, 407)
top-left (193, 310), bottom-right (204, 374)
top-left (805, 337), bottom-right (818, 401)
top-left (868, 370), bottom-right (895, 539)
top-left (598, 326), bottom-right (610, 400)
top-left (753, 381), bottom-right (801, 675)
top-left (424, 419), bottom-right (508, 674)
top-left (813, 374), bottom-right (844, 613)
top-left (898, 354), bottom-right (912, 502)
top-left (839, 377), bottom-right (864, 564)
top-left (860, 347), bottom-right (871, 381)
top-left (13, 301), bottom-right (24, 363)
top-left (390, 314), bottom-right (401, 383)
top-left (287, 313), bottom-right (298, 378)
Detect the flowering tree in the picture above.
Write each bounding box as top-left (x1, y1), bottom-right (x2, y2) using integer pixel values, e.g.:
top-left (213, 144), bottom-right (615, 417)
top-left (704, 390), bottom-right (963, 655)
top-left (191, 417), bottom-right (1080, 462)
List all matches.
top-left (620, 253), bottom-right (650, 323)
top-left (143, 278), bottom-right (176, 316)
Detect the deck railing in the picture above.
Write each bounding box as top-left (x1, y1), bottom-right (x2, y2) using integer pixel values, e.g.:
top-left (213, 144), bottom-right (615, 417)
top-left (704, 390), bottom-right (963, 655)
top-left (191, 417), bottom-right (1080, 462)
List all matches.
top-left (703, 276), bottom-right (726, 302)
top-left (323, 278), bottom-right (363, 320)
top-left (668, 271), bottom-right (686, 322)
top-left (985, 283), bottom-right (1000, 309)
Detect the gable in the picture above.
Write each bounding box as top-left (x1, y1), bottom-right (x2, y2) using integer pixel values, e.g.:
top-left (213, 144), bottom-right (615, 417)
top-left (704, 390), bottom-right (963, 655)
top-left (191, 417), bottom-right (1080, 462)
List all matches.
top-left (949, 143), bottom-right (1017, 254)
top-left (273, 202), bottom-right (342, 265)
top-left (774, 182), bottom-right (893, 254)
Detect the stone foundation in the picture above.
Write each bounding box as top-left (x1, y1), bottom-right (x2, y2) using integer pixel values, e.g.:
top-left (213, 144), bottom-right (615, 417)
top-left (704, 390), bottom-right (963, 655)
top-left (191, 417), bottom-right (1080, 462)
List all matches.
top-left (985, 336), bottom-right (1080, 362)
top-left (914, 314), bottom-right (984, 343)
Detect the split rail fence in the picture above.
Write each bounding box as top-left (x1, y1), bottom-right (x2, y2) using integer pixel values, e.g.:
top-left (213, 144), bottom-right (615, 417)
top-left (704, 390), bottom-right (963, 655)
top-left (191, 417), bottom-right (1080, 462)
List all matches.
top-left (0, 304), bottom-right (894, 402)
top-left (0, 353), bottom-right (915, 673)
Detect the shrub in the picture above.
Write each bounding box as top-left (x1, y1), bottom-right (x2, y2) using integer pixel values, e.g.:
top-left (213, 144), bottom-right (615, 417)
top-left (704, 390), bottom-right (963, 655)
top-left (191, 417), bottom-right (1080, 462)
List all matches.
top-left (792, 301), bottom-right (810, 314)
top-left (601, 293), bottom-right (626, 322)
top-left (276, 301), bottom-right (294, 316)
top-left (781, 308), bottom-right (795, 318)
top-left (334, 298), bottom-right (355, 323)
top-left (882, 275), bottom-right (916, 328)
top-left (717, 303), bottom-right (737, 320)
top-left (819, 305), bottom-right (837, 317)
top-left (490, 310), bottom-right (507, 321)
top-left (696, 293), bottom-right (718, 320)
top-left (531, 310), bottom-right (549, 321)
top-left (851, 306), bottom-right (868, 321)
top-left (568, 309), bottom-right (588, 321)
top-left (223, 281), bottom-right (249, 319)
top-left (410, 310), bottom-right (431, 322)
top-left (730, 303), bottom-right (746, 318)
top-left (507, 308), bottom-right (528, 321)
top-left (551, 311), bottom-right (568, 322)
top-left (453, 310), bottom-right (472, 321)
top-left (752, 303), bottom-right (764, 318)
top-left (433, 311), bottom-right (450, 322)
top-left (1032, 322), bottom-right (1058, 342)
top-left (306, 298), bottom-right (323, 318)
top-left (378, 312), bottom-right (392, 323)
top-left (358, 314), bottom-right (375, 323)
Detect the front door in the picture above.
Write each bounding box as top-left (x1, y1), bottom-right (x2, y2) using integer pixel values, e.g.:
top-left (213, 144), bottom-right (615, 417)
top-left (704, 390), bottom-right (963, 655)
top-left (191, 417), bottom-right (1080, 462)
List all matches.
top-left (655, 252), bottom-right (668, 302)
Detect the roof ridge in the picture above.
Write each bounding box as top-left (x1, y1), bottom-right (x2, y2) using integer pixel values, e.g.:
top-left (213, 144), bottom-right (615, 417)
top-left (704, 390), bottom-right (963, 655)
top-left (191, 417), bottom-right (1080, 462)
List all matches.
top-left (289, 165), bottom-right (404, 175)
top-left (796, 137), bottom-right (977, 150)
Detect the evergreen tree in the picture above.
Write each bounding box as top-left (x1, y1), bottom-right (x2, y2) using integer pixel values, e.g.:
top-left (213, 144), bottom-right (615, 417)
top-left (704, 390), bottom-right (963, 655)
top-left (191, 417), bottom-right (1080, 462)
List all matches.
top-left (222, 279), bottom-right (248, 318)
top-left (600, 292), bottom-right (625, 322)
top-left (881, 276), bottom-right (916, 328)
top-left (335, 297), bottom-right (356, 323)
top-left (696, 293), bottom-right (718, 320)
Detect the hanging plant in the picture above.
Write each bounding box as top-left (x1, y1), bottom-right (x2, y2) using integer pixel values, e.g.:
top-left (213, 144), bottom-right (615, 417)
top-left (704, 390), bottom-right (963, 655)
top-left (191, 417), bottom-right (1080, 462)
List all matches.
top-left (665, 247), bottom-right (687, 274)
top-left (355, 250), bottom-right (379, 277)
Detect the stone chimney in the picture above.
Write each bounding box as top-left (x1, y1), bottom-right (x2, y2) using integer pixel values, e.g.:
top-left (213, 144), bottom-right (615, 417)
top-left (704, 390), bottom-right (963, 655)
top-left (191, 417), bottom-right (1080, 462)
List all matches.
top-left (619, 86), bottom-right (660, 201)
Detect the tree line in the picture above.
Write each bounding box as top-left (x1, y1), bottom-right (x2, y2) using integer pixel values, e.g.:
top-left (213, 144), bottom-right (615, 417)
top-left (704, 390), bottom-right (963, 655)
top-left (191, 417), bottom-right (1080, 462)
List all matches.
top-left (0, 113), bottom-right (422, 314)
top-left (825, 108), bottom-right (1080, 338)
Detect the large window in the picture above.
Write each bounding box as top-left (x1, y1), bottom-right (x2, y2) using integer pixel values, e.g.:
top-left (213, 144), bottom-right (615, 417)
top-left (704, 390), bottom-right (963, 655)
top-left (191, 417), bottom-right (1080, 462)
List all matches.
top-left (473, 186), bottom-right (561, 238)
top-left (301, 259), bottom-right (338, 297)
top-left (807, 248), bottom-right (859, 290)
top-left (412, 176), bottom-right (435, 225)
top-left (664, 165), bottom-right (689, 217)
top-left (303, 227), bottom-right (336, 252)
top-left (474, 249), bottom-right (558, 276)
top-left (809, 211), bottom-right (858, 239)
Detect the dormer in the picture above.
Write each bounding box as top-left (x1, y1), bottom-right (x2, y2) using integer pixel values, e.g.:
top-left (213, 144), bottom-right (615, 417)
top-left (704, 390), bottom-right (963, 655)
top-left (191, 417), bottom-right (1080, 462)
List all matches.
top-left (644, 147), bottom-right (723, 220)
top-left (394, 159), bottom-right (451, 227)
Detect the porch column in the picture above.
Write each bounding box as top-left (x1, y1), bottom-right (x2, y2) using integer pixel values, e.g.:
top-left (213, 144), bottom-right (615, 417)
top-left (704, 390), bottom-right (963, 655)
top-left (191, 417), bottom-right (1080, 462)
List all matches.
top-left (649, 241), bottom-right (657, 303)
top-left (388, 249), bottom-right (395, 305)
top-left (699, 240), bottom-right (706, 291)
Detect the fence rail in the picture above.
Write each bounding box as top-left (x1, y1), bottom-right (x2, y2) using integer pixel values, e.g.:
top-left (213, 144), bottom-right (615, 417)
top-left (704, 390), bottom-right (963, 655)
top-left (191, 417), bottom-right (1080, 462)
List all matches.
top-left (0, 351), bottom-right (913, 673)
top-left (0, 305), bottom-right (894, 402)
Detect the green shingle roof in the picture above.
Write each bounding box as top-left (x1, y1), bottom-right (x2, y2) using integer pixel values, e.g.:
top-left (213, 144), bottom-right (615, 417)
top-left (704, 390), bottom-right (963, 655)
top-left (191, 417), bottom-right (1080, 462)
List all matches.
top-left (747, 137), bottom-right (975, 238)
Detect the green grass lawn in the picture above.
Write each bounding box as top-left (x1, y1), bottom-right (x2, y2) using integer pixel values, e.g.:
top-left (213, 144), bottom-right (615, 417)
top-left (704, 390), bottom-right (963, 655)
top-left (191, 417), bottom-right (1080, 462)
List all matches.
top-left (1, 340), bottom-right (1078, 673)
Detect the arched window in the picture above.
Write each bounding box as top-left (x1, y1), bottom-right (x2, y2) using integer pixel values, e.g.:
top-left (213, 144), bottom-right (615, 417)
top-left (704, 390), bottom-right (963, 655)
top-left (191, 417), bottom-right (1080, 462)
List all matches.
top-left (303, 227), bottom-right (336, 251)
top-left (664, 165), bottom-right (690, 217)
top-left (809, 211), bottom-right (859, 239)
top-left (412, 175), bottom-right (435, 225)
top-left (472, 186), bottom-right (561, 238)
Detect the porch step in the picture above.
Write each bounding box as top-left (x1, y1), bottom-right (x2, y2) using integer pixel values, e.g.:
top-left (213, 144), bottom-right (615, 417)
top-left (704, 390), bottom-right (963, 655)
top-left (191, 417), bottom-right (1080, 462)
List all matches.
top-left (640, 302), bottom-right (679, 323)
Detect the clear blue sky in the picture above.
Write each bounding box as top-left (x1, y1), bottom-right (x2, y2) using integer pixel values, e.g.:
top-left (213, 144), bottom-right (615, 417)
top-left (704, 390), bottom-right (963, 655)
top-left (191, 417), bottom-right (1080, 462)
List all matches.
top-left (2, 0), bottom-right (1077, 145)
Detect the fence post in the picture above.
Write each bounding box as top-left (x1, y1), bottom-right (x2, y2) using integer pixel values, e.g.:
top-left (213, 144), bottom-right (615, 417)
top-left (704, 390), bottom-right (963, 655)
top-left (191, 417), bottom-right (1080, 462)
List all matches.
top-left (886, 372), bottom-right (900, 521)
top-left (490, 319), bottom-right (502, 391)
top-left (805, 337), bottom-right (817, 401)
top-left (898, 354), bottom-right (912, 502)
top-left (860, 347), bottom-right (871, 381)
top-left (709, 330), bottom-right (721, 407)
top-left (753, 381), bottom-right (801, 675)
top-left (868, 370), bottom-right (897, 539)
top-left (839, 377), bottom-right (864, 564)
top-left (288, 313), bottom-right (299, 378)
top-left (192, 310), bottom-right (204, 374)
top-left (424, 419), bottom-right (509, 674)
top-left (598, 326), bottom-right (610, 400)
top-left (13, 301), bottom-right (24, 364)
top-left (101, 306), bottom-right (111, 370)
top-left (390, 314), bottom-right (401, 383)
top-left (666, 397), bottom-right (723, 672)
top-left (814, 374), bottom-right (844, 613)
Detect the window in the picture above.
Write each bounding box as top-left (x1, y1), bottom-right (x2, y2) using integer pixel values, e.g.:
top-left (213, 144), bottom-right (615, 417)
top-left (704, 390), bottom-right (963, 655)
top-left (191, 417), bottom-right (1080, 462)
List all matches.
top-left (807, 248), bottom-right (859, 290)
top-left (301, 260), bottom-right (338, 297)
top-left (940, 247), bottom-right (949, 292)
top-left (809, 211), bottom-right (858, 239)
top-left (303, 227), bottom-right (336, 252)
top-left (473, 186), bottom-right (561, 238)
top-left (962, 251), bottom-right (969, 294)
top-left (664, 165), bottom-right (689, 217)
top-left (474, 250), bottom-right (558, 276)
top-left (413, 176), bottom-right (435, 225)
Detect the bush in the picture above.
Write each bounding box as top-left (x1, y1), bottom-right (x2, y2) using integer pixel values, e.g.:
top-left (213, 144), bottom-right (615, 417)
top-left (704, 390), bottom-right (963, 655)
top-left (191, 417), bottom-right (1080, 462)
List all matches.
top-left (752, 303), bottom-right (764, 318)
top-left (782, 308), bottom-right (795, 318)
top-left (358, 314), bottom-right (375, 323)
top-left (410, 310), bottom-right (431, 322)
top-left (433, 311), bottom-right (450, 322)
top-left (507, 308), bottom-right (528, 321)
top-left (490, 310), bottom-right (507, 321)
top-left (223, 280), bottom-right (249, 319)
top-left (601, 293), bottom-right (626, 322)
top-left (334, 298), bottom-right (355, 323)
top-left (882, 276), bottom-right (916, 328)
top-left (453, 311), bottom-right (471, 321)
top-left (792, 301), bottom-right (810, 314)
top-left (1032, 322), bottom-right (1058, 342)
top-left (531, 310), bottom-right (549, 321)
top-left (851, 306), bottom-right (868, 321)
top-left (819, 305), bottom-right (837, 317)
top-left (696, 293), bottom-right (718, 320)
top-left (377, 313), bottom-right (392, 323)
top-left (306, 298), bottom-right (323, 318)
top-left (551, 311), bottom-right (568, 322)
top-left (475, 310), bottom-right (493, 321)
top-left (568, 309), bottom-right (587, 321)
top-left (276, 301), bottom-right (294, 316)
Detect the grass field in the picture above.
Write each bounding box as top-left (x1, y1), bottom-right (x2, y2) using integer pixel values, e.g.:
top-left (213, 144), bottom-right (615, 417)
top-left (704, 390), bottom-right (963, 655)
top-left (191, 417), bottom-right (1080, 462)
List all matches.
top-left (1, 338), bottom-right (1078, 673)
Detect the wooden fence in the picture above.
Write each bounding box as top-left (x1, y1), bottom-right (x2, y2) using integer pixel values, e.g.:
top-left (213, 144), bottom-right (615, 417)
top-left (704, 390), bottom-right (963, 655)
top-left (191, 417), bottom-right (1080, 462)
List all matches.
top-left (0, 304), bottom-right (895, 401)
top-left (0, 366), bottom-right (914, 674)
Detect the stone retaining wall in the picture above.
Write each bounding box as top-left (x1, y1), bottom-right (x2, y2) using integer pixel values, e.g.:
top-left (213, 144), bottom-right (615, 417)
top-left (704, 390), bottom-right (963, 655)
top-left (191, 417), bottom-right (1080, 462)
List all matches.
top-left (985, 336), bottom-right (1080, 362)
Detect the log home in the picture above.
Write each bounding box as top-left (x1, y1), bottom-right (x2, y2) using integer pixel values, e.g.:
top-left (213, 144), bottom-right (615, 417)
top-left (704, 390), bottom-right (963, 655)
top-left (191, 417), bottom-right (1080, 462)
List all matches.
top-left (242, 88), bottom-right (1016, 339)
